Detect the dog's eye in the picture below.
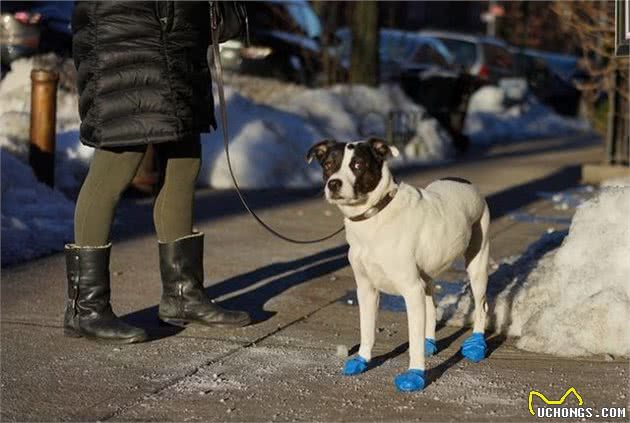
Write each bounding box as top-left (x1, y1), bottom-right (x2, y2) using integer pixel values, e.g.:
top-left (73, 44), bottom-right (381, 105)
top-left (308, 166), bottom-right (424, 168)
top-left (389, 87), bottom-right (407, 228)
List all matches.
top-left (352, 161), bottom-right (364, 170)
top-left (323, 162), bottom-right (334, 170)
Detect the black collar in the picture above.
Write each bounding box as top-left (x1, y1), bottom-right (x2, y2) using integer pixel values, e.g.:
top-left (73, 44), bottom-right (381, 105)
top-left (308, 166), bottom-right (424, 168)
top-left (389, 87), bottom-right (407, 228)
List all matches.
top-left (348, 189), bottom-right (398, 222)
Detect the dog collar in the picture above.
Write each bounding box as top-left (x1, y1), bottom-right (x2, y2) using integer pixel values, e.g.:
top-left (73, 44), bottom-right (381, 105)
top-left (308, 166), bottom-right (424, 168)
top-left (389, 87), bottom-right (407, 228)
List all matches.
top-left (348, 189), bottom-right (398, 222)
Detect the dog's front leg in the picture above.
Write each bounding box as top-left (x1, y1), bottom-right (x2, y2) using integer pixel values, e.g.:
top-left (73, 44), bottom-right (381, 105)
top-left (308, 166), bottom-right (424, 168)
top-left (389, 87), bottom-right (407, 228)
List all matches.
top-left (395, 282), bottom-right (427, 392)
top-left (357, 283), bottom-right (379, 361)
top-left (343, 279), bottom-right (378, 376)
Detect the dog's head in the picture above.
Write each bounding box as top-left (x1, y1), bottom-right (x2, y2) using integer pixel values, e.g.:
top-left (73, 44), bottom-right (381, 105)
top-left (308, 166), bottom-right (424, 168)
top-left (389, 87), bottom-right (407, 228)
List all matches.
top-left (306, 138), bottom-right (399, 205)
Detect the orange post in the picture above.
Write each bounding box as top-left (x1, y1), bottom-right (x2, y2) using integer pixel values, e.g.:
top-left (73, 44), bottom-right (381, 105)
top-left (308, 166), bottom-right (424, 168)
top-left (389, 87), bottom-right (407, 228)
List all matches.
top-left (29, 69), bottom-right (59, 186)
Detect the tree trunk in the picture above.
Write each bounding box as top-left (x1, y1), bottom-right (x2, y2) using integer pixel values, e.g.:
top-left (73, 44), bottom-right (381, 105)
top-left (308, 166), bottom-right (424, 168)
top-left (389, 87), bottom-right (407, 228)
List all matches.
top-left (350, 1), bottom-right (379, 86)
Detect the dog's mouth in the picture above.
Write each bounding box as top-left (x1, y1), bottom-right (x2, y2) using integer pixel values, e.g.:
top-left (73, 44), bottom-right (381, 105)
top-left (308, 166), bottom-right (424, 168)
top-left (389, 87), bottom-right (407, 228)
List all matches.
top-left (325, 193), bottom-right (367, 206)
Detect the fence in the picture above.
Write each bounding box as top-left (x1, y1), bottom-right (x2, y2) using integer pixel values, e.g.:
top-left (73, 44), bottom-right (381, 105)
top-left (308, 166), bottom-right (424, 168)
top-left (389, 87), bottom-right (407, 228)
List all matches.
top-left (358, 109), bottom-right (427, 152)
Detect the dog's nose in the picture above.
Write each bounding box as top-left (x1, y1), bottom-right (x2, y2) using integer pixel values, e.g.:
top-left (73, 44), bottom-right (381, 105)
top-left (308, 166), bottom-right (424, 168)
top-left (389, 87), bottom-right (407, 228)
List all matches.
top-left (327, 179), bottom-right (342, 192)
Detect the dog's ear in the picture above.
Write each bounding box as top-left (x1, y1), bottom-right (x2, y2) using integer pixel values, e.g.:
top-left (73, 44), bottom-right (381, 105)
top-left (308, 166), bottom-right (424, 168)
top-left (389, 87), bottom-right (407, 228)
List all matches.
top-left (367, 137), bottom-right (400, 160)
top-left (306, 139), bottom-right (337, 164)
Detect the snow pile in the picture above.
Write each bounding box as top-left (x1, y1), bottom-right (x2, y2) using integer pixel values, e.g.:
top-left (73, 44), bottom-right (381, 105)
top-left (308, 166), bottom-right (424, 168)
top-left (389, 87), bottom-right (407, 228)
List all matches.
top-left (464, 85), bottom-right (589, 145)
top-left (200, 84), bottom-right (453, 189)
top-left (439, 187), bottom-right (630, 357)
top-left (1, 58), bottom-right (452, 192)
top-left (1, 151), bottom-right (74, 266)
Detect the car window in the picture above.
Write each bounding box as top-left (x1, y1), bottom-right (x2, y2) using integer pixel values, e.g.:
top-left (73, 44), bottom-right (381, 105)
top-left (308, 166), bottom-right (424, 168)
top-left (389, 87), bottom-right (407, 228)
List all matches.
top-left (411, 43), bottom-right (449, 66)
top-left (285, 2), bottom-right (321, 39)
top-left (380, 32), bottom-right (416, 63)
top-left (483, 43), bottom-right (513, 69)
top-left (437, 38), bottom-right (477, 69)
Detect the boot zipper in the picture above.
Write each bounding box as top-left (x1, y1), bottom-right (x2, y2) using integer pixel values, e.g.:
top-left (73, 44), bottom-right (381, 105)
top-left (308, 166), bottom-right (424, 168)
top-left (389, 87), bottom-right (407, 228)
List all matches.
top-left (72, 255), bottom-right (80, 317)
top-left (178, 282), bottom-right (185, 317)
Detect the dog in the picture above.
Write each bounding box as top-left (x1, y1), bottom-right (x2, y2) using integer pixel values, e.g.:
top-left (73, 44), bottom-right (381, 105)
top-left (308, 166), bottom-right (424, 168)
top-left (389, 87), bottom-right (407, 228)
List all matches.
top-left (307, 138), bottom-right (490, 392)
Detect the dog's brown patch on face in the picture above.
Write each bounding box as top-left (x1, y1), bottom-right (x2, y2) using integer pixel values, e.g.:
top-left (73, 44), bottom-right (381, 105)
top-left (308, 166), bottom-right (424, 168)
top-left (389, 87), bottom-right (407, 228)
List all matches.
top-left (320, 143), bottom-right (346, 181)
top-left (351, 142), bottom-right (383, 195)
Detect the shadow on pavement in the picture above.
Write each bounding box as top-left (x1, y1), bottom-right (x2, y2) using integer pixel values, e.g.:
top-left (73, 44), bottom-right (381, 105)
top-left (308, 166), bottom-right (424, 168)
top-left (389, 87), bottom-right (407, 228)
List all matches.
top-left (122, 244), bottom-right (349, 330)
top-left (111, 134), bottom-right (595, 244)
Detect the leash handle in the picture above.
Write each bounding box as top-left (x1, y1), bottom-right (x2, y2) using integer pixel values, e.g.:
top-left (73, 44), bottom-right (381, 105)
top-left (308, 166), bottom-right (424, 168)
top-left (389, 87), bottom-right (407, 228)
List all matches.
top-left (209, 28), bottom-right (344, 244)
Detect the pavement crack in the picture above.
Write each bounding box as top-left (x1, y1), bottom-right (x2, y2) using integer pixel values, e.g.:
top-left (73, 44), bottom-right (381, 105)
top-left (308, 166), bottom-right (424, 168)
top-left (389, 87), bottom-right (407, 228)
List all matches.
top-left (99, 295), bottom-right (343, 421)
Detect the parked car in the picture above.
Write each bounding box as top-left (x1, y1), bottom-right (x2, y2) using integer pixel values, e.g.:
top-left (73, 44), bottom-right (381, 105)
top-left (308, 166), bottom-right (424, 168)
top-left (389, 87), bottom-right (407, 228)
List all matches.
top-left (336, 28), bottom-right (473, 152)
top-left (418, 30), bottom-right (515, 85)
top-left (1, 1), bottom-right (73, 77)
top-left (511, 48), bottom-right (583, 116)
top-left (217, 0), bottom-right (326, 86)
top-left (334, 28), bottom-right (456, 82)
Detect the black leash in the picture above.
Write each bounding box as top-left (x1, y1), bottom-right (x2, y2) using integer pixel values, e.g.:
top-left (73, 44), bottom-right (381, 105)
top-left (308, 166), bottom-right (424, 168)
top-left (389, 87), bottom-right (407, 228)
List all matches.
top-left (209, 27), bottom-right (344, 244)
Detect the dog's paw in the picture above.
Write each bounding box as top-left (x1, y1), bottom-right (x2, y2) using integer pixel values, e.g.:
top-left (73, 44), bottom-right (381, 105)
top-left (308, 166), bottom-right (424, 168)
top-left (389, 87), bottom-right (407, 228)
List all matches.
top-left (342, 356), bottom-right (368, 376)
top-left (394, 369), bottom-right (426, 392)
top-left (425, 338), bottom-right (437, 357)
top-left (461, 332), bottom-right (487, 362)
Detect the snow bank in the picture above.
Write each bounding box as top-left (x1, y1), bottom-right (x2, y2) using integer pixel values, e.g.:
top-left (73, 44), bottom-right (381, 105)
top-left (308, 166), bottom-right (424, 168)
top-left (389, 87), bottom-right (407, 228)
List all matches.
top-left (439, 188), bottom-right (630, 357)
top-left (1, 151), bottom-right (74, 266)
top-left (200, 84), bottom-right (453, 189)
top-left (1, 58), bottom-right (452, 192)
top-left (464, 85), bottom-right (589, 145)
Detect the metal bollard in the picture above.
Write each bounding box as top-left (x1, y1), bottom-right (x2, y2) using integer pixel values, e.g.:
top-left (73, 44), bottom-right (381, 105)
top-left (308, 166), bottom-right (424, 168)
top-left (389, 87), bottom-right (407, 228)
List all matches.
top-left (29, 68), bottom-right (59, 187)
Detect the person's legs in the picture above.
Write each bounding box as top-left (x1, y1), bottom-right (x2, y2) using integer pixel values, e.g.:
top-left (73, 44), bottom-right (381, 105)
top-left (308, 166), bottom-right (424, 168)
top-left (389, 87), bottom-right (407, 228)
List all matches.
top-left (153, 140), bottom-right (201, 242)
top-left (153, 139), bottom-right (251, 328)
top-left (65, 146), bottom-right (148, 344)
top-left (74, 146), bottom-right (146, 246)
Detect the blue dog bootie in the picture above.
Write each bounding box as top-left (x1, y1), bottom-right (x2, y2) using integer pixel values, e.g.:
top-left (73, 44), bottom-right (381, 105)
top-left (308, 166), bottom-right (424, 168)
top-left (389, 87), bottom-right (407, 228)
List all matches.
top-left (461, 332), bottom-right (487, 362)
top-left (343, 355), bottom-right (368, 376)
top-left (425, 338), bottom-right (437, 357)
top-left (394, 369), bottom-right (426, 392)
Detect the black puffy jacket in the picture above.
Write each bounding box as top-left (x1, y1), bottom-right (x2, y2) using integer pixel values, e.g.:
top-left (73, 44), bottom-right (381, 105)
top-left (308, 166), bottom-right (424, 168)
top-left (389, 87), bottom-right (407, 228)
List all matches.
top-left (72, 1), bottom-right (214, 148)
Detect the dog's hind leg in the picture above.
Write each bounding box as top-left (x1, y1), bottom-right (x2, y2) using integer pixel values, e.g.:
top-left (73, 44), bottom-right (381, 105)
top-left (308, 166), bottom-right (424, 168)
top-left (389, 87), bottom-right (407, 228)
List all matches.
top-left (462, 204), bottom-right (490, 362)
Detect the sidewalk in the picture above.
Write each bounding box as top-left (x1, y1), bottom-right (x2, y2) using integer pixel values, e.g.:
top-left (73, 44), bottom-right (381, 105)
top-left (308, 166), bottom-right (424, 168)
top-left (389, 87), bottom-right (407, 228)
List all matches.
top-left (2, 134), bottom-right (627, 422)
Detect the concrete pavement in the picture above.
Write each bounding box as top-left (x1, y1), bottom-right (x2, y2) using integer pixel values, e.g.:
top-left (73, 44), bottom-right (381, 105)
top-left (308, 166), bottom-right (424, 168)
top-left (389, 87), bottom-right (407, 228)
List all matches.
top-left (2, 134), bottom-right (628, 422)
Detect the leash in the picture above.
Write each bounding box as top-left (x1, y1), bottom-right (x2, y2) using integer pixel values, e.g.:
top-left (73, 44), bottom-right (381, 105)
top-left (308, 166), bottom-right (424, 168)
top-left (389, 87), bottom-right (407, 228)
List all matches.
top-left (209, 24), bottom-right (344, 244)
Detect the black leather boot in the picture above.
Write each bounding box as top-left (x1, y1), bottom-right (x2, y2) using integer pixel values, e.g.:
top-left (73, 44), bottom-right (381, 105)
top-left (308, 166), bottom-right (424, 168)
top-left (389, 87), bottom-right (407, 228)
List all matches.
top-left (64, 244), bottom-right (148, 343)
top-left (158, 233), bottom-right (251, 327)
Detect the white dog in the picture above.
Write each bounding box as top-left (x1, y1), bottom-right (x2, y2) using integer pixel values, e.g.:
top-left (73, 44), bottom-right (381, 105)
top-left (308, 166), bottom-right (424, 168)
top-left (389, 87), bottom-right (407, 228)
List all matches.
top-left (307, 138), bottom-right (490, 392)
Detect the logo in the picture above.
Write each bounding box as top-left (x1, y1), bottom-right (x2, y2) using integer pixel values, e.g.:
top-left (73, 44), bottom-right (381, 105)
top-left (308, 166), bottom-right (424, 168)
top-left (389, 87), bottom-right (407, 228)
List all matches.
top-left (528, 387), bottom-right (583, 416)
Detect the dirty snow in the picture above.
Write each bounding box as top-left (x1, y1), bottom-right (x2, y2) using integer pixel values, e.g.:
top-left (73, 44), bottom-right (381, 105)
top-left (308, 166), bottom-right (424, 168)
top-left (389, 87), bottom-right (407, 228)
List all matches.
top-left (439, 187), bottom-right (630, 358)
top-left (464, 85), bottom-right (590, 145)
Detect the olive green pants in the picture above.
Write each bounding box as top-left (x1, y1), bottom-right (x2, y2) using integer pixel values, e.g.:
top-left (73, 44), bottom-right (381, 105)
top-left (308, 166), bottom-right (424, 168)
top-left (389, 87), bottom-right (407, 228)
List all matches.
top-left (74, 141), bottom-right (201, 246)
